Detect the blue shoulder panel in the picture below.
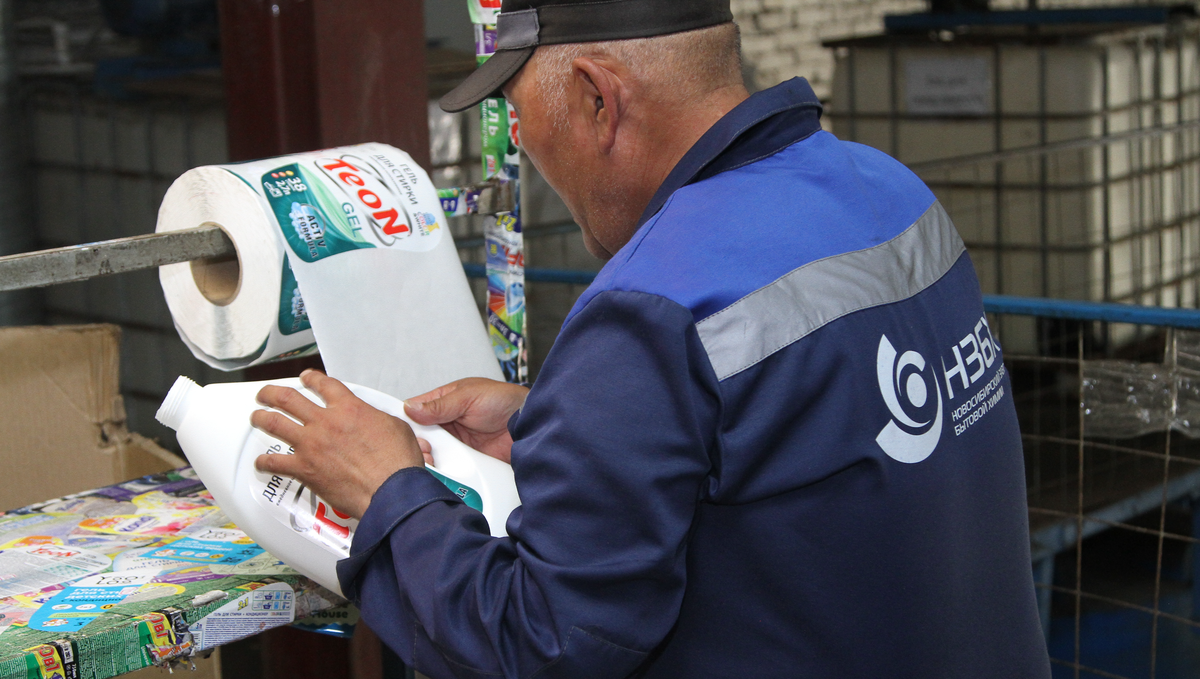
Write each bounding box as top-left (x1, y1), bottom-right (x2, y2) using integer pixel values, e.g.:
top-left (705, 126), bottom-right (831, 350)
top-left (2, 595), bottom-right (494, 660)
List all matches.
top-left (571, 132), bottom-right (937, 323)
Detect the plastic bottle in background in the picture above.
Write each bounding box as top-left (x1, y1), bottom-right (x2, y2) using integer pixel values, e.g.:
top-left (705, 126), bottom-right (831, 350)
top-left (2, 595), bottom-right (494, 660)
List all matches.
top-left (156, 376), bottom-right (521, 596)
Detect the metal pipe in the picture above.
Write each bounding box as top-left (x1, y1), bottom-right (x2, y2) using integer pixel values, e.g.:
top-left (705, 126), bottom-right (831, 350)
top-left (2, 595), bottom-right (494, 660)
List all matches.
top-left (0, 180), bottom-right (514, 292)
top-left (981, 293), bottom-right (1200, 328)
top-left (0, 227), bottom-right (235, 292)
top-left (908, 119), bottom-right (1200, 173)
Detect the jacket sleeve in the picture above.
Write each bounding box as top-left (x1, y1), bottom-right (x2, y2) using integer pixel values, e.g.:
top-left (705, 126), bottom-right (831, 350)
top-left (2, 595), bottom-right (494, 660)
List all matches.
top-left (336, 290), bottom-right (720, 679)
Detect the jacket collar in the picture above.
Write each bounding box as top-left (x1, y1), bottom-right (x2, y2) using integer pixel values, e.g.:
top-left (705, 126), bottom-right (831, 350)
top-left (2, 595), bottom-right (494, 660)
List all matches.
top-left (636, 77), bottom-right (824, 228)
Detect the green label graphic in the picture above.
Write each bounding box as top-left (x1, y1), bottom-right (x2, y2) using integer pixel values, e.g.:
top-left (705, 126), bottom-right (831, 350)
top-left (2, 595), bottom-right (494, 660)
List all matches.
top-left (481, 98), bottom-right (518, 179)
top-left (261, 164), bottom-right (372, 263)
top-left (426, 468), bottom-right (484, 512)
top-left (277, 258), bottom-right (311, 336)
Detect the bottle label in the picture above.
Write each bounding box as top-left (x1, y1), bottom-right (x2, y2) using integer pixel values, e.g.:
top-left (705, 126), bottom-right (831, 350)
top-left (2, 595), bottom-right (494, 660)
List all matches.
top-left (247, 430), bottom-right (357, 559)
top-left (246, 428), bottom-right (488, 557)
top-left (425, 468), bottom-right (484, 512)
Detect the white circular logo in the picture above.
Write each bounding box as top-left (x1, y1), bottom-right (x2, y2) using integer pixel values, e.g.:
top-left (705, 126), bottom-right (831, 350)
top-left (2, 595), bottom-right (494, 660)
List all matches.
top-left (875, 334), bottom-right (943, 463)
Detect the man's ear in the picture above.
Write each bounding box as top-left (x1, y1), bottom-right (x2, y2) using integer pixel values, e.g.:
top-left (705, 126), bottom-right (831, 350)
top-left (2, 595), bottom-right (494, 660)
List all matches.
top-left (568, 56), bottom-right (623, 154)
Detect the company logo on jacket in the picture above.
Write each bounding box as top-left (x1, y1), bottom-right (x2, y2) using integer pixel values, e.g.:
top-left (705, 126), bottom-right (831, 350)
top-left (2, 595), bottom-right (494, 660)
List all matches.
top-left (875, 317), bottom-right (1007, 463)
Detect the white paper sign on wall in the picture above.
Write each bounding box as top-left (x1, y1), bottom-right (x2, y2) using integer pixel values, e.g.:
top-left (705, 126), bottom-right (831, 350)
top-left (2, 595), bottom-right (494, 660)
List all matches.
top-left (905, 56), bottom-right (992, 116)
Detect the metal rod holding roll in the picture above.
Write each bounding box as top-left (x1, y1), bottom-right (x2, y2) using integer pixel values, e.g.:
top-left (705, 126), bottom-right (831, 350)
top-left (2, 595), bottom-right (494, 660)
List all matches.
top-left (0, 227), bottom-right (236, 293)
top-left (0, 180), bottom-right (515, 293)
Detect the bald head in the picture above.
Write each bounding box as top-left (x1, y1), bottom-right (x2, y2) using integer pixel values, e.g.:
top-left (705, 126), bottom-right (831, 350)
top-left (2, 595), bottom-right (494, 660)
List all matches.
top-left (530, 23), bottom-right (743, 130)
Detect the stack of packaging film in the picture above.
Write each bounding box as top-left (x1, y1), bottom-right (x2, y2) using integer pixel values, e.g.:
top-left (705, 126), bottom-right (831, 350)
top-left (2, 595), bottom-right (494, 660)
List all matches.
top-left (471, 0), bottom-right (529, 384)
top-left (0, 469), bottom-right (348, 677)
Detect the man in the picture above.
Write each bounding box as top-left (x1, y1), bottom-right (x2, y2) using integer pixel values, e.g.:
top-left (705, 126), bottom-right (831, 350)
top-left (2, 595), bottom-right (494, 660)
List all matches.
top-left (252, 0), bottom-right (1053, 676)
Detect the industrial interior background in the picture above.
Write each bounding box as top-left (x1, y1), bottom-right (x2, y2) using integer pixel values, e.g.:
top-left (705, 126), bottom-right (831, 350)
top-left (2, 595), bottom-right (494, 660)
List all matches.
top-left (3, 1), bottom-right (1200, 678)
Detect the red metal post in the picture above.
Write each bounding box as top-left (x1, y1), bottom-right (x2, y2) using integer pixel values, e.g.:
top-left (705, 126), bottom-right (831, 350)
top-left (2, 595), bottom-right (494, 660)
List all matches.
top-left (219, 0), bottom-right (429, 166)
top-left (218, 0), bottom-right (320, 160)
top-left (311, 0), bottom-right (431, 167)
top-left (216, 1), bottom-right (430, 674)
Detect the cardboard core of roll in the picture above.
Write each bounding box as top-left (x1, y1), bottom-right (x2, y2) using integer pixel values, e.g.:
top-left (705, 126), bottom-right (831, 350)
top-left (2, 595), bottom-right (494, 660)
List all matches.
top-left (190, 223), bottom-right (242, 307)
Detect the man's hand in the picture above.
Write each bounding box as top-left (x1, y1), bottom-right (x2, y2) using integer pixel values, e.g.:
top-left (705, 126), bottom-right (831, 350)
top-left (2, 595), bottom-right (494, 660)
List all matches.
top-left (251, 370), bottom-right (423, 519)
top-left (405, 378), bottom-right (529, 464)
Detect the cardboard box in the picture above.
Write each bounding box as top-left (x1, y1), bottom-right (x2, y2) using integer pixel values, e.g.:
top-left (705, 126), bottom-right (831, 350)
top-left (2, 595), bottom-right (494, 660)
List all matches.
top-left (0, 324), bottom-right (227, 678)
top-left (0, 325), bottom-right (185, 511)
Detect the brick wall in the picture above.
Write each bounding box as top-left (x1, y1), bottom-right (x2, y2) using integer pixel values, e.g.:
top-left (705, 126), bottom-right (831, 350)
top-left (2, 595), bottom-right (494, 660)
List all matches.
top-left (732, 0), bottom-right (1145, 99)
top-left (733, 0), bottom-right (925, 99)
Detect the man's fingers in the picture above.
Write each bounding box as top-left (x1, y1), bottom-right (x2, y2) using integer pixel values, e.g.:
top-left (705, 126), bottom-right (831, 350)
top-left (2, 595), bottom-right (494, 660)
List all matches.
top-left (250, 409), bottom-right (305, 447)
top-left (406, 383), bottom-right (470, 426)
top-left (406, 381), bottom-right (457, 407)
top-left (301, 369), bottom-right (356, 405)
top-left (255, 451), bottom-right (301, 478)
top-left (404, 382), bottom-right (457, 424)
top-left (414, 437), bottom-right (434, 467)
top-left (257, 385), bottom-right (322, 423)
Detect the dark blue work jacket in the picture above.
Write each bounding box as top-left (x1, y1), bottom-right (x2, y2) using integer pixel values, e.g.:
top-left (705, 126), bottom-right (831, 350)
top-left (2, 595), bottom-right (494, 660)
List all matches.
top-left (338, 78), bottom-right (1052, 679)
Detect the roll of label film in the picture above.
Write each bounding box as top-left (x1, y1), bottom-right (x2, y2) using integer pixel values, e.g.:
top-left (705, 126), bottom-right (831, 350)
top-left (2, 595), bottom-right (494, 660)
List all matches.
top-left (157, 143), bottom-right (502, 400)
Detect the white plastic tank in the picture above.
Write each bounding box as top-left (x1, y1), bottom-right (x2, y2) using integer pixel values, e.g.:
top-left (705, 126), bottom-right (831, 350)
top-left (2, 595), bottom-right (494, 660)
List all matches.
top-left (157, 375), bottom-right (521, 596)
top-left (827, 19), bottom-right (1200, 352)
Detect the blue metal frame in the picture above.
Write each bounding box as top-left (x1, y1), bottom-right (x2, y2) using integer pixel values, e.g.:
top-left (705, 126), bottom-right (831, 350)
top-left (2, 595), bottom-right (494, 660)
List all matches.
top-left (461, 265), bottom-right (1200, 329)
top-left (1030, 467), bottom-right (1200, 564)
top-left (463, 264), bottom-right (599, 286)
top-left (1028, 467), bottom-right (1200, 634)
top-left (982, 294), bottom-right (1200, 329)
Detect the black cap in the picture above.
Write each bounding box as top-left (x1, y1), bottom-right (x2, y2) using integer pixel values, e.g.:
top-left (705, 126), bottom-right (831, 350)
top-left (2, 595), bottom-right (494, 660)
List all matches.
top-left (439, 0), bottom-right (733, 113)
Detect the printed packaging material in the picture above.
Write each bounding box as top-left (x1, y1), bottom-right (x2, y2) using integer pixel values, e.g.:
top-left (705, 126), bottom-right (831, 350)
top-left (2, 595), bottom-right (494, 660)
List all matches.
top-left (28, 571), bottom-right (160, 632)
top-left (111, 545), bottom-right (192, 573)
top-left (292, 602), bottom-right (358, 637)
top-left (20, 639), bottom-right (77, 679)
top-left (475, 21), bottom-right (529, 383)
top-left (145, 533), bottom-right (264, 567)
top-left (0, 546), bottom-right (111, 599)
top-left (479, 164), bottom-right (528, 381)
top-left (0, 468), bottom-right (338, 679)
top-left (486, 214), bottom-right (527, 382)
top-left (187, 582), bottom-right (294, 651)
top-left (157, 143), bottom-right (502, 399)
top-left (480, 98), bottom-right (519, 178)
top-left (474, 23), bottom-right (498, 65)
top-left (468, 1), bottom-right (501, 26)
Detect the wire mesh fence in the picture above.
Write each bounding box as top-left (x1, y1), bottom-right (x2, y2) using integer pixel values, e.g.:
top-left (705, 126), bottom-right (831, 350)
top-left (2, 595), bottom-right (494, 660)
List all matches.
top-left (991, 299), bottom-right (1200, 679)
top-left (914, 114), bottom-right (1200, 361)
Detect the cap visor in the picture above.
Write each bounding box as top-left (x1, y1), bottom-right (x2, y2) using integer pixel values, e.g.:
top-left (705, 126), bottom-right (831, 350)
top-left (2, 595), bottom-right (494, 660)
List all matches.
top-left (439, 47), bottom-right (535, 113)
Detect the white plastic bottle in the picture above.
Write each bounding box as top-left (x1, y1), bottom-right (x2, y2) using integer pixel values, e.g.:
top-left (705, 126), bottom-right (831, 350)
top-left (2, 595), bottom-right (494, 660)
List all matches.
top-left (156, 376), bottom-right (521, 597)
